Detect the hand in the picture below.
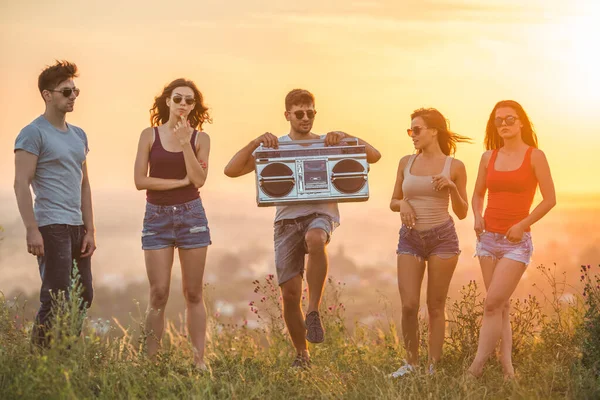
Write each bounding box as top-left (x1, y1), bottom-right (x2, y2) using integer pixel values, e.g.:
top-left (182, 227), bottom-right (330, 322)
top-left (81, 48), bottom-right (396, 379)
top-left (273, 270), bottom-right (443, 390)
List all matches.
top-left (181, 176), bottom-right (191, 186)
top-left (399, 200), bottom-right (417, 229)
top-left (80, 230), bottom-right (97, 258)
top-left (173, 115), bottom-right (192, 145)
top-left (505, 223), bottom-right (525, 243)
top-left (253, 132), bottom-right (279, 149)
top-left (324, 131), bottom-right (347, 146)
top-left (474, 214), bottom-right (485, 237)
top-left (431, 175), bottom-right (456, 192)
top-left (26, 228), bottom-right (44, 257)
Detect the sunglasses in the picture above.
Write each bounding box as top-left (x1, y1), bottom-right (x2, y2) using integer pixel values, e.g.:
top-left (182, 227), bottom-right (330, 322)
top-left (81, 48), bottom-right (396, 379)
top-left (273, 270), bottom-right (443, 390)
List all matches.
top-left (292, 110), bottom-right (316, 120)
top-left (49, 87), bottom-right (80, 98)
top-left (495, 116), bottom-right (518, 127)
top-left (172, 96), bottom-right (195, 106)
top-left (407, 126), bottom-right (427, 136)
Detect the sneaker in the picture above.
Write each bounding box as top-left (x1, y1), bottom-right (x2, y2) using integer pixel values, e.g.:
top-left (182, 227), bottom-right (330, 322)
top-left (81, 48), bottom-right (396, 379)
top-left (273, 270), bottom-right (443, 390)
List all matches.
top-left (389, 361), bottom-right (415, 378)
top-left (305, 311), bottom-right (325, 343)
top-left (290, 354), bottom-right (311, 369)
top-left (428, 364), bottom-right (435, 375)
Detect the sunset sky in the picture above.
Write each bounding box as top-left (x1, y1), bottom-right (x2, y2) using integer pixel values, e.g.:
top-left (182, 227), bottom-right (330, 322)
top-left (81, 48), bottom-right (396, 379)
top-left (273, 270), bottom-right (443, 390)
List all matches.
top-left (1, 0), bottom-right (599, 204)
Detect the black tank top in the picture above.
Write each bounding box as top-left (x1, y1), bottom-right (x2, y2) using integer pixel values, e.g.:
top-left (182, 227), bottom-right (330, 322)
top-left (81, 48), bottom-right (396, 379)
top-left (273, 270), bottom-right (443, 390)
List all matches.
top-left (147, 127), bottom-right (199, 205)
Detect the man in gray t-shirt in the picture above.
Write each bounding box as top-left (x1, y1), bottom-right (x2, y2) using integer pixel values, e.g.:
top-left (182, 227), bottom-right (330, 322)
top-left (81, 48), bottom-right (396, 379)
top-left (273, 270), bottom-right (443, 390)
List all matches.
top-left (224, 89), bottom-right (381, 367)
top-left (14, 60), bottom-right (95, 346)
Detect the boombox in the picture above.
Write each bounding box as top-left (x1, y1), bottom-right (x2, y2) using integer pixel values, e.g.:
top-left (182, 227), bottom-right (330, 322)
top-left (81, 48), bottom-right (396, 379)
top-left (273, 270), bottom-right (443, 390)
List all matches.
top-left (254, 138), bottom-right (370, 207)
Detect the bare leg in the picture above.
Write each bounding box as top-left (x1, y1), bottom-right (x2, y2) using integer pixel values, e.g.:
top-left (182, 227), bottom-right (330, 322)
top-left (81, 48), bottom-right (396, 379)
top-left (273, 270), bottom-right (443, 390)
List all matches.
top-left (479, 256), bottom-right (514, 378)
top-left (144, 248), bottom-right (174, 358)
top-left (305, 229), bottom-right (328, 314)
top-left (397, 254), bottom-right (426, 365)
top-left (179, 246), bottom-right (208, 368)
top-left (280, 275), bottom-right (308, 357)
top-left (426, 255), bottom-right (458, 364)
top-left (468, 258), bottom-right (526, 377)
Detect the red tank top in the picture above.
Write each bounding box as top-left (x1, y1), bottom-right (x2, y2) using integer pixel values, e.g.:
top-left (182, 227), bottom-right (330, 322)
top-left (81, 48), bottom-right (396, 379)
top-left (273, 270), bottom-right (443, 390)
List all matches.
top-left (484, 147), bottom-right (537, 234)
top-left (147, 127), bottom-right (200, 205)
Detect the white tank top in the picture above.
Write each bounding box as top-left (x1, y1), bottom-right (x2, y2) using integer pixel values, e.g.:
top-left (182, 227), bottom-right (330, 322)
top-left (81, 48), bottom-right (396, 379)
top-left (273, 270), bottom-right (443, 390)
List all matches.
top-left (401, 154), bottom-right (452, 231)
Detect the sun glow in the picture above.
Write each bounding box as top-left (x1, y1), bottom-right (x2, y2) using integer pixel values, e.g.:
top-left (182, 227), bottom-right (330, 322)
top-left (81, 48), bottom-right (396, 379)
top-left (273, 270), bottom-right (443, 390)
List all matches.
top-left (551, 3), bottom-right (600, 108)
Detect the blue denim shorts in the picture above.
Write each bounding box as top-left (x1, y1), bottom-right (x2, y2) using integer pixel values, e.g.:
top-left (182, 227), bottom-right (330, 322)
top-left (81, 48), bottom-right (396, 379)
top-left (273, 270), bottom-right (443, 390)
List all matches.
top-left (141, 198), bottom-right (211, 250)
top-left (474, 231), bottom-right (533, 266)
top-left (396, 218), bottom-right (461, 261)
top-left (274, 213), bottom-right (336, 285)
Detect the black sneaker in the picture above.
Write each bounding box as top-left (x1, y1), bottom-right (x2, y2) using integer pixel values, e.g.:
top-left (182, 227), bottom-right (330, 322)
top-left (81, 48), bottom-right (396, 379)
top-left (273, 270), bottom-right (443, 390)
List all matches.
top-left (305, 311), bottom-right (325, 343)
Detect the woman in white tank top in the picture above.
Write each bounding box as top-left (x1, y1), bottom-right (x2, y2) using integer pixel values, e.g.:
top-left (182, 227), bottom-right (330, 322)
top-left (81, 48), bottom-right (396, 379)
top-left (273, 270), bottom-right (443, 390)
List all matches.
top-left (389, 108), bottom-right (471, 377)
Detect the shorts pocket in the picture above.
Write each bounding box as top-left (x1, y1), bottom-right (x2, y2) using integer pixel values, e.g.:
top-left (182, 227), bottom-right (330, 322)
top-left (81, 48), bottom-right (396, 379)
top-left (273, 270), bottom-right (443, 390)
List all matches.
top-left (143, 210), bottom-right (160, 225)
top-left (436, 226), bottom-right (458, 241)
top-left (190, 205), bottom-right (208, 221)
top-left (399, 226), bottom-right (410, 240)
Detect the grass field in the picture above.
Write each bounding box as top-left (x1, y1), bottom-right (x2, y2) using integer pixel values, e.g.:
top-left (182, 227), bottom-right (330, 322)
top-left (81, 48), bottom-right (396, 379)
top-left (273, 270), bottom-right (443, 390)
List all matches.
top-left (0, 264), bottom-right (598, 399)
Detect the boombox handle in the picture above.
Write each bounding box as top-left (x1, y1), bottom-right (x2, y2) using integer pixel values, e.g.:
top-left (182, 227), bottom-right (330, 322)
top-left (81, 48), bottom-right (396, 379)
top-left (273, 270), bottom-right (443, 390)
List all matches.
top-left (259, 137), bottom-right (359, 149)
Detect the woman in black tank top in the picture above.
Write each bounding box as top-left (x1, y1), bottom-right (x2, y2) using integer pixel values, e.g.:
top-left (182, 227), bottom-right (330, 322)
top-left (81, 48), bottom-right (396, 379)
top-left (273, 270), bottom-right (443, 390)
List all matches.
top-left (134, 78), bottom-right (212, 371)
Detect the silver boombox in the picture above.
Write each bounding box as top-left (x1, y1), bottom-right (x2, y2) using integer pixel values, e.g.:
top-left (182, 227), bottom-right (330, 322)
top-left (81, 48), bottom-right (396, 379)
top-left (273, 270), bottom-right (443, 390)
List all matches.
top-left (254, 138), bottom-right (370, 207)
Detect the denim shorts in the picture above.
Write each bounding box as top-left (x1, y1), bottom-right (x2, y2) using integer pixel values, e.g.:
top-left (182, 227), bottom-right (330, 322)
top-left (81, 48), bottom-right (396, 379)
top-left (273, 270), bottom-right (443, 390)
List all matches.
top-left (396, 218), bottom-right (461, 261)
top-left (141, 198), bottom-right (211, 250)
top-left (474, 231), bottom-right (533, 266)
top-left (274, 213), bottom-right (336, 285)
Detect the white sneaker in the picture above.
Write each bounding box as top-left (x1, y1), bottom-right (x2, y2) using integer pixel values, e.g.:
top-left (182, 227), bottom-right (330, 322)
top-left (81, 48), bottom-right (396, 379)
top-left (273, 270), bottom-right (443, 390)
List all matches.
top-left (389, 361), bottom-right (415, 378)
top-left (428, 364), bottom-right (435, 375)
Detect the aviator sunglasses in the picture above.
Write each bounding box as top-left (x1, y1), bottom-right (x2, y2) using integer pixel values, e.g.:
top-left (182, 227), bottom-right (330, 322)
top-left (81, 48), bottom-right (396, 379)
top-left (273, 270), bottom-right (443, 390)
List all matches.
top-left (494, 115), bottom-right (518, 127)
top-left (49, 87), bottom-right (80, 97)
top-left (406, 126), bottom-right (427, 136)
top-left (172, 95), bottom-right (195, 106)
top-left (292, 110), bottom-right (316, 120)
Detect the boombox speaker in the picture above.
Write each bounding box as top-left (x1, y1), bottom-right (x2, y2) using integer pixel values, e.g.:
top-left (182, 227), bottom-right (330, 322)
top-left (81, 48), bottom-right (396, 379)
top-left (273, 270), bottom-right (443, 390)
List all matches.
top-left (254, 138), bottom-right (369, 207)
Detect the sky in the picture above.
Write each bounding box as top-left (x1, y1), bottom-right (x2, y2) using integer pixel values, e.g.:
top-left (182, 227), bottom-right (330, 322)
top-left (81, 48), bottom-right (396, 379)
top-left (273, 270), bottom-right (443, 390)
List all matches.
top-left (1, 0), bottom-right (599, 203)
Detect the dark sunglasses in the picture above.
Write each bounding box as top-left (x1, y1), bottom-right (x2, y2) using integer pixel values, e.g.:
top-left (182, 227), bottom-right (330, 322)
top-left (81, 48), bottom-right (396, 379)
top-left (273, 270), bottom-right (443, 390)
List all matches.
top-left (172, 96), bottom-right (195, 106)
top-left (495, 116), bottom-right (518, 127)
top-left (292, 110), bottom-right (316, 120)
top-left (407, 126), bottom-right (427, 136)
top-left (49, 87), bottom-right (80, 97)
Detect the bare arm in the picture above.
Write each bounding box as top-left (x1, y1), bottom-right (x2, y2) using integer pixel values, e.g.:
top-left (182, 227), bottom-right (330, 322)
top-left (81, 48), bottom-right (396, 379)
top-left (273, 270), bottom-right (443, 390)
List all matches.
top-left (324, 131), bottom-right (381, 164)
top-left (80, 161), bottom-right (96, 257)
top-left (223, 141), bottom-right (258, 178)
top-left (224, 132), bottom-right (279, 178)
top-left (517, 149), bottom-right (556, 229)
top-left (181, 132), bottom-right (210, 188)
top-left (134, 128), bottom-right (190, 191)
top-left (472, 151), bottom-right (491, 235)
top-left (390, 156), bottom-right (409, 211)
top-left (14, 150), bottom-right (44, 256)
top-left (449, 159), bottom-right (469, 220)
top-left (390, 155), bottom-right (417, 228)
top-left (352, 135), bottom-right (381, 164)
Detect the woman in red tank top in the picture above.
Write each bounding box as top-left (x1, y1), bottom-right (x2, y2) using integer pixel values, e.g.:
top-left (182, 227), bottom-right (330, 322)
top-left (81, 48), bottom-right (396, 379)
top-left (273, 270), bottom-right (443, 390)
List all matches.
top-left (468, 100), bottom-right (556, 379)
top-left (134, 79), bottom-right (212, 370)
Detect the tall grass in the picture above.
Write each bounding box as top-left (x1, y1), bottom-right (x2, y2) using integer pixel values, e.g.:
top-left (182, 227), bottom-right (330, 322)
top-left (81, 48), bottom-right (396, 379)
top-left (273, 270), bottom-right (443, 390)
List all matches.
top-left (0, 264), bottom-right (598, 399)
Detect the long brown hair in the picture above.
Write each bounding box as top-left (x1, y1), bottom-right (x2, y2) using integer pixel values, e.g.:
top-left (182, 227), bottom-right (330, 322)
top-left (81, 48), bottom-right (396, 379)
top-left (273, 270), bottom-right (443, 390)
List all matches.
top-left (411, 108), bottom-right (472, 155)
top-left (484, 100), bottom-right (538, 150)
top-left (150, 78), bottom-right (212, 129)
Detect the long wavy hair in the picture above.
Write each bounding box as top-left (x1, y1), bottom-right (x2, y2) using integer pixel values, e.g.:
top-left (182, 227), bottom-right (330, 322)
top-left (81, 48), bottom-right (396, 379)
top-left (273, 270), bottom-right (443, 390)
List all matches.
top-left (411, 108), bottom-right (472, 155)
top-left (484, 100), bottom-right (538, 150)
top-left (149, 78), bottom-right (212, 129)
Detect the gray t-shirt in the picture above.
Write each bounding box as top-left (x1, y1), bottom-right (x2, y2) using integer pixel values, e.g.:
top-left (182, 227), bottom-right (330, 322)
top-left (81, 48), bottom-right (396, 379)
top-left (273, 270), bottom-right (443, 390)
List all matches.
top-left (14, 115), bottom-right (89, 227)
top-left (255, 134), bottom-right (340, 224)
